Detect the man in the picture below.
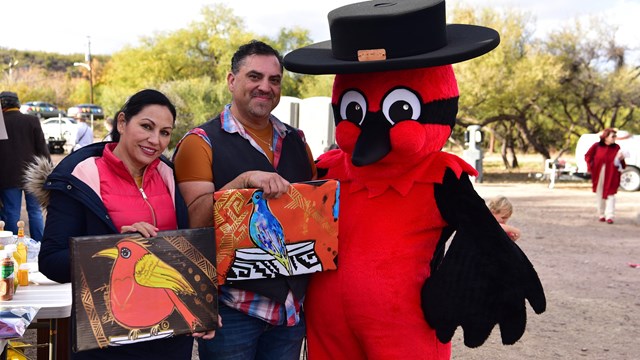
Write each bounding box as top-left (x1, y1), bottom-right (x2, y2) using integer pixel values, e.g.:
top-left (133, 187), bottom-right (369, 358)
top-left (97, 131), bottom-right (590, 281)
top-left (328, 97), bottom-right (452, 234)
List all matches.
top-left (73, 114), bottom-right (94, 151)
top-left (0, 91), bottom-right (50, 241)
top-left (173, 40), bottom-right (316, 359)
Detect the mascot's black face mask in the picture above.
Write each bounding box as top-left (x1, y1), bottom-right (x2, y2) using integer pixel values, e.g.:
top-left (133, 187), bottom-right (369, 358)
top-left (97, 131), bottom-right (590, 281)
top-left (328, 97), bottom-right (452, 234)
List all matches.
top-left (331, 65), bottom-right (459, 166)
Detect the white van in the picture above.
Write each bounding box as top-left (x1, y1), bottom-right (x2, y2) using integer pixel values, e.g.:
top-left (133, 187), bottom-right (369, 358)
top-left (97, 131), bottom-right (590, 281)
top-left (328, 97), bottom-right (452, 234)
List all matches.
top-left (575, 131), bottom-right (640, 191)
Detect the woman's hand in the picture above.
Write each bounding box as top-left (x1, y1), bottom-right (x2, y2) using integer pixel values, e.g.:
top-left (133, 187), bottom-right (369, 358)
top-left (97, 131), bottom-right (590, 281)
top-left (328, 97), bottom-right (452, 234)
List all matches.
top-left (191, 315), bottom-right (222, 340)
top-left (120, 222), bottom-right (159, 237)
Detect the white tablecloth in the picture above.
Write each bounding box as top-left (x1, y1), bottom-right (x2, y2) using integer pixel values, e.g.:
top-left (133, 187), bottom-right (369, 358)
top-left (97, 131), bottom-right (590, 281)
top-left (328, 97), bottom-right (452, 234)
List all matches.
top-left (1, 272), bottom-right (72, 319)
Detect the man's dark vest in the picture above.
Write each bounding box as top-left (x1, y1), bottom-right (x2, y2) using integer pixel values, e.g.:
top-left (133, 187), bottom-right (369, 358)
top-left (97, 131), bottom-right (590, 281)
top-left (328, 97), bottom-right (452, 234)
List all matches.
top-left (200, 116), bottom-right (313, 304)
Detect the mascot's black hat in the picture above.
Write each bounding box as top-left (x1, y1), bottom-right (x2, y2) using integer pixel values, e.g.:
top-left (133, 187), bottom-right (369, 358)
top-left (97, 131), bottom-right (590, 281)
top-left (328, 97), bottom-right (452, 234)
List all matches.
top-left (284, 0), bottom-right (500, 74)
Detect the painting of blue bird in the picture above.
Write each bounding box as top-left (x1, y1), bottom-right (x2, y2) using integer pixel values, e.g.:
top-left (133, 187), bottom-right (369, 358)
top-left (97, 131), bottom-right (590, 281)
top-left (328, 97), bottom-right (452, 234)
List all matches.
top-left (248, 190), bottom-right (292, 274)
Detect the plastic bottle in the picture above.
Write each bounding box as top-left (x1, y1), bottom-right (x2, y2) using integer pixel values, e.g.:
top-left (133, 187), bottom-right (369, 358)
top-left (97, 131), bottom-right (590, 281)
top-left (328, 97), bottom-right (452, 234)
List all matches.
top-left (16, 220), bottom-right (24, 239)
top-left (0, 250), bottom-right (15, 300)
top-left (3, 245), bottom-right (19, 292)
top-left (0, 220), bottom-right (6, 251)
top-left (15, 241), bottom-right (27, 267)
top-left (14, 221), bottom-right (28, 268)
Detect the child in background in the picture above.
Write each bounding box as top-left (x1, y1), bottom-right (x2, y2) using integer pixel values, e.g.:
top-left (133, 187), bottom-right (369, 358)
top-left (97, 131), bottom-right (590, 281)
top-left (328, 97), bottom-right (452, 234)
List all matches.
top-left (487, 195), bottom-right (521, 241)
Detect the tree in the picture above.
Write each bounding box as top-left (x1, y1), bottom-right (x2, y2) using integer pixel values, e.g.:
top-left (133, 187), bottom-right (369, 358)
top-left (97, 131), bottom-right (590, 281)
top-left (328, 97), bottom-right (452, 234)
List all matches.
top-left (159, 77), bottom-right (230, 147)
top-left (98, 4), bottom-right (318, 149)
top-left (100, 5), bottom-right (244, 115)
top-left (451, 7), bottom-right (640, 168)
top-left (542, 18), bottom-right (640, 139)
top-left (452, 6), bottom-right (564, 168)
top-left (0, 66), bottom-right (83, 110)
top-left (0, 49), bottom-right (108, 110)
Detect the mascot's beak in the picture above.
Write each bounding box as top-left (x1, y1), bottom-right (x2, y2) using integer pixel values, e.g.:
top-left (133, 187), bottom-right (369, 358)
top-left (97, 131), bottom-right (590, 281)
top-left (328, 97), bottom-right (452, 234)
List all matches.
top-left (93, 247), bottom-right (119, 259)
top-left (352, 112), bottom-right (392, 166)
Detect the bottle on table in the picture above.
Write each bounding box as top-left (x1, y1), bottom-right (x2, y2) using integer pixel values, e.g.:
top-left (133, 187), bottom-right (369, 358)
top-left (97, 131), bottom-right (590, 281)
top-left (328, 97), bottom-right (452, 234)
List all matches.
top-left (16, 220), bottom-right (24, 239)
top-left (3, 244), bottom-right (19, 292)
top-left (14, 221), bottom-right (27, 268)
top-left (17, 263), bottom-right (29, 287)
top-left (0, 250), bottom-right (15, 301)
top-left (0, 220), bottom-right (5, 250)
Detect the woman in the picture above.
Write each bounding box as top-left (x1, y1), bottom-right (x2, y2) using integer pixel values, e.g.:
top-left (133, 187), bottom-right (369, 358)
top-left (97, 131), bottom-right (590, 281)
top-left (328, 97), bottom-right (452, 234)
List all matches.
top-left (585, 128), bottom-right (626, 224)
top-left (29, 89), bottom-right (214, 359)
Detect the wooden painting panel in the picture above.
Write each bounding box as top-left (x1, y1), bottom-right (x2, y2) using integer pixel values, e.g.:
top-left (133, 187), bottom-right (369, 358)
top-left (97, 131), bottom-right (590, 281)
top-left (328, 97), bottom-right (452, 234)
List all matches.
top-left (70, 227), bottom-right (217, 352)
top-left (214, 180), bottom-right (339, 285)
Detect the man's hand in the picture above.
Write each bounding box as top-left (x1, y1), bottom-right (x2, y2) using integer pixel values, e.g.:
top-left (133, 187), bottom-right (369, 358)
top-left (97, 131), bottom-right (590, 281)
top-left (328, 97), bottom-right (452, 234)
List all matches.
top-left (229, 170), bottom-right (290, 199)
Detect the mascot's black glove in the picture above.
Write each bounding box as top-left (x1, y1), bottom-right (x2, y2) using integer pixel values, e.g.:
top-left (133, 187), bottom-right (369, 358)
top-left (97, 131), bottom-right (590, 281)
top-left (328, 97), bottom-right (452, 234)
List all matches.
top-left (421, 170), bottom-right (545, 347)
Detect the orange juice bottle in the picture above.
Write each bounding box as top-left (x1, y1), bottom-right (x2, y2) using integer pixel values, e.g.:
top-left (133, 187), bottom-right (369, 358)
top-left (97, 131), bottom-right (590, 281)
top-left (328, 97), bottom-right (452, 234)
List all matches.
top-left (17, 264), bottom-right (29, 287)
top-left (14, 221), bottom-right (27, 268)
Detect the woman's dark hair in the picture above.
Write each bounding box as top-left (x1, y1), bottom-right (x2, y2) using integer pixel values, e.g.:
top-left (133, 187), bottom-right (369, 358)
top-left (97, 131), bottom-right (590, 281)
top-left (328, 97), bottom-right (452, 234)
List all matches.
top-left (109, 89), bottom-right (177, 142)
top-left (599, 128), bottom-right (617, 142)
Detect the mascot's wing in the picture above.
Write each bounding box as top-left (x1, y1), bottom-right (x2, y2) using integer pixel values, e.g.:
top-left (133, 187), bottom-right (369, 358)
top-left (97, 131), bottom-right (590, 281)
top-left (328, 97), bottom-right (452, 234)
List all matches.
top-left (421, 169), bottom-right (545, 348)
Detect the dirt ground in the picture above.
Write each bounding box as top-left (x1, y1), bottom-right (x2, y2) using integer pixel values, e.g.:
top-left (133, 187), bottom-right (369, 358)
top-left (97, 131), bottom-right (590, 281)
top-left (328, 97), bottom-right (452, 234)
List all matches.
top-left (451, 181), bottom-right (640, 360)
top-left (195, 181), bottom-right (640, 360)
top-left (17, 160), bottom-right (640, 359)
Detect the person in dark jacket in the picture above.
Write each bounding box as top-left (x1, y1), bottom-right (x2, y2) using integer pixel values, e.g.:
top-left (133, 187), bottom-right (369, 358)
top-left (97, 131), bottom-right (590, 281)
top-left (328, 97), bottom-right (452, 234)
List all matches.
top-left (585, 128), bottom-right (626, 224)
top-left (0, 91), bottom-right (50, 241)
top-left (27, 89), bottom-right (215, 360)
top-left (173, 40), bottom-right (316, 360)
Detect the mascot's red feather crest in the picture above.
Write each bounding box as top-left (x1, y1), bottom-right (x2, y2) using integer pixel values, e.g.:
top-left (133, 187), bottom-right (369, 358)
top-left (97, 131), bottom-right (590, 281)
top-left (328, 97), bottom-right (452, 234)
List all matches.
top-left (284, 0), bottom-right (546, 359)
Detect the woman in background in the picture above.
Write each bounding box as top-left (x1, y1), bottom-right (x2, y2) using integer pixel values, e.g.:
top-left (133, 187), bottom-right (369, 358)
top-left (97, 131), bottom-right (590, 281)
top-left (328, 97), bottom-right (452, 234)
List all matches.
top-left (585, 128), bottom-right (626, 224)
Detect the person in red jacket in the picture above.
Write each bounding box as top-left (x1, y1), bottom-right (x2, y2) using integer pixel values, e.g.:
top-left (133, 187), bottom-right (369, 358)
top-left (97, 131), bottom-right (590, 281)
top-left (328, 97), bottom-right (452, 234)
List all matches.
top-left (585, 128), bottom-right (626, 224)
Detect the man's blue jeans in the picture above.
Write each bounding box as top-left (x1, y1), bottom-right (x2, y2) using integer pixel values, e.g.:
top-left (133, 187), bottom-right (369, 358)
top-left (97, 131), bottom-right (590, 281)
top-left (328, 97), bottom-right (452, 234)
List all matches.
top-left (0, 188), bottom-right (44, 242)
top-left (198, 303), bottom-right (305, 360)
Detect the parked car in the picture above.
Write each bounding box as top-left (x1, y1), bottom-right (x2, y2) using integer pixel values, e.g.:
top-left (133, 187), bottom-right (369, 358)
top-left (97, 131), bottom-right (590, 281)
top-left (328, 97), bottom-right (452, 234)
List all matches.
top-left (20, 101), bottom-right (65, 119)
top-left (575, 131), bottom-right (640, 191)
top-left (41, 117), bottom-right (78, 144)
top-left (67, 104), bottom-right (104, 120)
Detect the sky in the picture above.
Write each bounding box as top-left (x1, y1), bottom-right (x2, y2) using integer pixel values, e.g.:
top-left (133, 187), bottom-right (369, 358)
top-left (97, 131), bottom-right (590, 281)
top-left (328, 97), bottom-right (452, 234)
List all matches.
top-left (1, 0), bottom-right (639, 59)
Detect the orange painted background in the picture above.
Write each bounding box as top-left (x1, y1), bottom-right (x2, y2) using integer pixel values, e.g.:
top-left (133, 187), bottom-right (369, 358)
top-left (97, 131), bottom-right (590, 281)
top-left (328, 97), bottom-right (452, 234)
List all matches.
top-left (213, 180), bottom-right (339, 285)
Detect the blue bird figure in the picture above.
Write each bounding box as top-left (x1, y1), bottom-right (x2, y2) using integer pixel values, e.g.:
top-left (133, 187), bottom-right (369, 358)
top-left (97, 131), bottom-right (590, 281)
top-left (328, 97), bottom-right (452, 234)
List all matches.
top-left (248, 190), bottom-right (292, 275)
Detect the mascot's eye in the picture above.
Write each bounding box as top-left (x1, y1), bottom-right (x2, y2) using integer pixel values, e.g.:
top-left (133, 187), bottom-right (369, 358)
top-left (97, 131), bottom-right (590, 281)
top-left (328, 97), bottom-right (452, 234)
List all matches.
top-left (339, 90), bottom-right (368, 125)
top-left (120, 247), bottom-right (131, 259)
top-left (381, 88), bottom-right (422, 125)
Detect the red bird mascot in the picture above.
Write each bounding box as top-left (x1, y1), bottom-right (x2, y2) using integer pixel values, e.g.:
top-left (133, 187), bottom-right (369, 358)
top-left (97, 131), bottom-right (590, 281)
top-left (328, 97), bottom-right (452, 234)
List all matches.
top-left (284, 1), bottom-right (546, 359)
